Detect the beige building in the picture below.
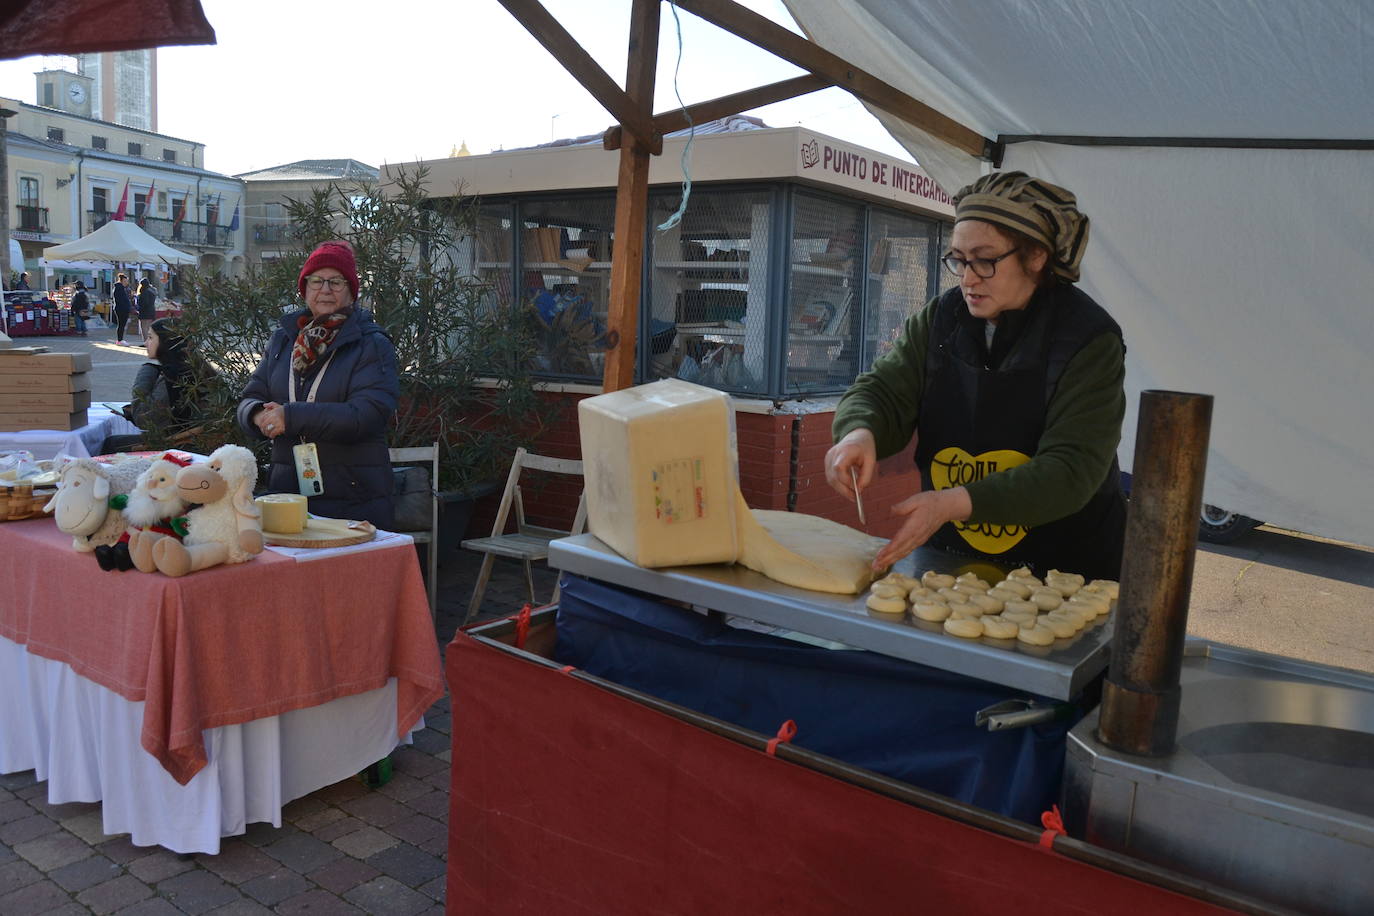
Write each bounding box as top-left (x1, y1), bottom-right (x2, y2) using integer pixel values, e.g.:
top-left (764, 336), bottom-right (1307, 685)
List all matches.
top-left (234, 159), bottom-right (378, 265)
top-left (3, 84), bottom-right (244, 290)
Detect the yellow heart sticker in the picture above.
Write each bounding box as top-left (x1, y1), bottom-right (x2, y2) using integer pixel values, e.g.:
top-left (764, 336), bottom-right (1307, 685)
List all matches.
top-left (929, 446), bottom-right (1032, 554)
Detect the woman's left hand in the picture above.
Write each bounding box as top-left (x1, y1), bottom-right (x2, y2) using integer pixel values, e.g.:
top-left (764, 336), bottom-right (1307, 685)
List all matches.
top-left (256, 402), bottom-right (287, 439)
top-left (873, 486), bottom-right (973, 569)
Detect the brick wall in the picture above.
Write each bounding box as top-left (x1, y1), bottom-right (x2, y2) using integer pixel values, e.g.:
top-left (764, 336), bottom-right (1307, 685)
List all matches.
top-left (466, 389), bottom-right (921, 543)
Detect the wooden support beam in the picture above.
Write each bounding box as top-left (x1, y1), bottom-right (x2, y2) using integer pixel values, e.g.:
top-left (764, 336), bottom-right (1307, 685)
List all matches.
top-left (602, 0), bottom-right (661, 392)
top-left (672, 0), bottom-right (993, 159)
top-left (603, 73), bottom-right (829, 150)
top-left (495, 0), bottom-right (662, 154)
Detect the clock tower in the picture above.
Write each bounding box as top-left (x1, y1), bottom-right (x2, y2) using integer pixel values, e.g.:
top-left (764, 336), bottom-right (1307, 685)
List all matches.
top-left (35, 70), bottom-right (95, 119)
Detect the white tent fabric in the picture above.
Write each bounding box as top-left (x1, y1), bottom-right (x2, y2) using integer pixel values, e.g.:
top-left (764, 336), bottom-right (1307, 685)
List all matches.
top-left (784, 0), bottom-right (1374, 546)
top-left (43, 218), bottom-right (197, 266)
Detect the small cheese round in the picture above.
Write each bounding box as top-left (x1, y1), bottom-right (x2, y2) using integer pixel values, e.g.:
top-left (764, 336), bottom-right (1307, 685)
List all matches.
top-left (1041, 613), bottom-right (1081, 638)
top-left (912, 600), bottom-right (953, 622)
top-left (955, 573), bottom-right (992, 591)
top-left (1085, 579), bottom-right (1120, 599)
top-left (866, 594), bottom-right (907, 615)
top-left (907, 585), bottom-right (940, 602)
top-left (980, 616), bottom-right (1020, 639)
top-left (944, 616), bottom-right (985, 638)
top-left (1008, 566), bottom-right (1037, 580)
top-left (1017, 623), bottom-right (1056, 646)
top-left (869, 582), bottom-right (908, 600)
top-left (994, 579), bottom-right (1032, 599)
top-left (879, 573), bottom-right (920, 591)
top-left (950, 604), bottom-right (986, 619)
top-left (922, 571), bottom-right (956, 590)
top-left (937, 587), bottom-right (971, 604)
top-left (1048, 569), bottom-right (1086, 586)
top-left (966, 592), bottom-right (1004, 614)
top-left (1002, 599), bottom-right (1039, 618)
top-left (986, 586), bottom-right (1021, 604)
top-left (1029, 590), bottom-right (1063, 611)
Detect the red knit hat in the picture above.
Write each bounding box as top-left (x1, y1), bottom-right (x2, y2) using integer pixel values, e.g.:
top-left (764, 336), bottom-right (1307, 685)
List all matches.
top-left (298, 241), bottom-right (359, 299)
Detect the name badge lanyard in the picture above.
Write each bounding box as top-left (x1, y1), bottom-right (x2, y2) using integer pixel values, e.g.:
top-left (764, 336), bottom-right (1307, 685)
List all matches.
top-left (288, 353), bottom-right (334, 496)
top-left (288, 354), bottom-right (336, 417)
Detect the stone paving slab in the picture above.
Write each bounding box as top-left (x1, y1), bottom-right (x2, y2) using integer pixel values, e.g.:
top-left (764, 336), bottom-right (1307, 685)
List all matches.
top-left (0, 544), bottom-right (556, 913)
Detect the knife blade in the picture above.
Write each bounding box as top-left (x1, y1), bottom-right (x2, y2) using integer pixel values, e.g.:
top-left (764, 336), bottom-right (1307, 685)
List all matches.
top-left (850, 466), bottom-right (867, 529)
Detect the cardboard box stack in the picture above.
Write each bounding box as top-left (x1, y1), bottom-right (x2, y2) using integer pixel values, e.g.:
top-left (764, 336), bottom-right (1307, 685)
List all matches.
top-left (0, 349), bottom-right (94, 432)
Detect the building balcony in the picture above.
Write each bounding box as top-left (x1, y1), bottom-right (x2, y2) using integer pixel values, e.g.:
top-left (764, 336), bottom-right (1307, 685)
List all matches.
top-left (87, 211), bottom-right (235, 249)
top-left (16, 205), bottom-right (48, 233)
top-left (252, 222), bottom-right (294, 245)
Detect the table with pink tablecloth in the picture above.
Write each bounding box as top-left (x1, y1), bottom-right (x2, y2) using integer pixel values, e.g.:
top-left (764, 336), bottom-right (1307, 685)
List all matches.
top-left (0, 516), bottom-right (445, 852)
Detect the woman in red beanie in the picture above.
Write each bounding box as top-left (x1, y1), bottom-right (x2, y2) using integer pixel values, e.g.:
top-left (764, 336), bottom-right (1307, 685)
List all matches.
top-left (237, 240), bottom-right (400, 528)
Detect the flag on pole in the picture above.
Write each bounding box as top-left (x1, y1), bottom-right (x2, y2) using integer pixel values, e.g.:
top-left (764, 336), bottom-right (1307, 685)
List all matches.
top-left (113, 179), bottom-right (130, 221)
top-left (173, 192), bottom-right (188, 233)
top-left (137, 180), bottom-right (156, 227)
top-left (228, 197), bottom-right (240, 232)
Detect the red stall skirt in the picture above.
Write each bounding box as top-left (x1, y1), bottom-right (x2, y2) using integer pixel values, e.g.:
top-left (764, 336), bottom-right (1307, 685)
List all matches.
top-left (447, 627), bottom-right (1242, 916)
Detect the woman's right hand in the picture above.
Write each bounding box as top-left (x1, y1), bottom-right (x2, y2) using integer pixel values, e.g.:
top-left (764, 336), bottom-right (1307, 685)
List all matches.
top-left (824, 428), bottom-right (878, 502)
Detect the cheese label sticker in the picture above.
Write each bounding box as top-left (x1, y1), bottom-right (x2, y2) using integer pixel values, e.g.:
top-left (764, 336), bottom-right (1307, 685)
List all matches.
top-left (652, 458), bottom-right (707, 524)
top-left (929, 446), bottom-right (1032, 554)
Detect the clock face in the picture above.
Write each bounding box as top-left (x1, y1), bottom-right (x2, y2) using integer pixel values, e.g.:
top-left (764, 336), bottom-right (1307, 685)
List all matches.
top-left (68, 83), bottom-right (86, 105)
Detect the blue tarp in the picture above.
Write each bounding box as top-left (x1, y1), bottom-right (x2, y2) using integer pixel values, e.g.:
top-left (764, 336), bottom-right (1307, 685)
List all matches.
top-left (553, 573), bottom-right (1082, 824)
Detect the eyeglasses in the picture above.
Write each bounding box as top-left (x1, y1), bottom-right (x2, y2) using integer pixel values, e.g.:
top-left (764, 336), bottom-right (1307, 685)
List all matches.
top-left (305, 276), bottom-right (349, 291)
top-left (941, 249), bottom-right (1018, 279)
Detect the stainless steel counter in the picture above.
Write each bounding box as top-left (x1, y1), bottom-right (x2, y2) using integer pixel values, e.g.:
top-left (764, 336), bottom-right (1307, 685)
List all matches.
top-left (547, 533), bottom-right (1113, 700)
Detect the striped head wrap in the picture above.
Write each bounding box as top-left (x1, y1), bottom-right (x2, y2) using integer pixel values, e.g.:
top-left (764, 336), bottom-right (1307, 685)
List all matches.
top-left (952, 172), bottom-right (1090, 283)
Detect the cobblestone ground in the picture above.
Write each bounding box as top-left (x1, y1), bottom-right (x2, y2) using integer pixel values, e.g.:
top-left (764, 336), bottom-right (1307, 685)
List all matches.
top-left (0, 547), bottom-right (557, 915)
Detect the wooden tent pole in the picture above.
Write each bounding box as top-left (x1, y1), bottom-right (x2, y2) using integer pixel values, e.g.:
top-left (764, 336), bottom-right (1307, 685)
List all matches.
top-left (602, 0), bottom-right (660, 392)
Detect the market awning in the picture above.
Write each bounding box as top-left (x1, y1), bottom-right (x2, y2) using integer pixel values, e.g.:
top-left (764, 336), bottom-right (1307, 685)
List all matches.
top-left (0, 0), bottom-right (214, 58)
top-left (44, 219), bottom-right (197, 266)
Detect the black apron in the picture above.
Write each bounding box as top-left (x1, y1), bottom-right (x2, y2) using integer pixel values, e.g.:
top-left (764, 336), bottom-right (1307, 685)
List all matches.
top-left (913, 285), bottom-right (1127, 580)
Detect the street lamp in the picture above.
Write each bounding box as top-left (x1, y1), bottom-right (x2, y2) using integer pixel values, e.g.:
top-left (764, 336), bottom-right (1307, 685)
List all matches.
top-left (56, 160), bottom-right (78, 189)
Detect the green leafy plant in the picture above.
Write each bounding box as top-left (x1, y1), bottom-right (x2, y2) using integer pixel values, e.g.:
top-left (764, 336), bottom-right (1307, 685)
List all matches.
top-left (159, 165), bottom-right (557, 493)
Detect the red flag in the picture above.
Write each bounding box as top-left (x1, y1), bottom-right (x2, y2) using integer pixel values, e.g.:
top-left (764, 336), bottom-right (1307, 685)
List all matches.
top-left (113, 179), bottom-right (129, 221)
top-left (138, 180), bottom-right (156, 226)
top-left (173, 193), bottom-right (187, 232)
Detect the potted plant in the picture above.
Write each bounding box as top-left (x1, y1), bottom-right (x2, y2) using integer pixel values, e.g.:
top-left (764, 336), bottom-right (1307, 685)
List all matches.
top-left (154, 165), bottom-right (558, 547)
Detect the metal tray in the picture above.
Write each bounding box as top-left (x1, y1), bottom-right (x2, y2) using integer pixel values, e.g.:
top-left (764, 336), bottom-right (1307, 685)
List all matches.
top-left (547, 533), bottom-right (1113, 700)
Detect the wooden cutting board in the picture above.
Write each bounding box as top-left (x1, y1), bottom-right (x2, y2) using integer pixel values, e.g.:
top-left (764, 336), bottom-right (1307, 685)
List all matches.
top-left (263, 517), bottom-right (376, 548)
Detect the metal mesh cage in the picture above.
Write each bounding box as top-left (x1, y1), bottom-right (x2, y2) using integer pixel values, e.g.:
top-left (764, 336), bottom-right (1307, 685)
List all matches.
top-left (864, 210), bottom-right (939, 365)
top-left (646, 188), bottom-right (772, 395)
top-left (518, 195), bottom-right (617, 379)
top-left (785, 193), bottom-right (863, 396)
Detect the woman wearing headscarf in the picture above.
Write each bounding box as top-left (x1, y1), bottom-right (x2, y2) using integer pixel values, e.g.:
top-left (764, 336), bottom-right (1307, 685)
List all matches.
top-left (237, 240), bottom-right (399, 528)
top-left (825, 172), bottom-right (1127, 579)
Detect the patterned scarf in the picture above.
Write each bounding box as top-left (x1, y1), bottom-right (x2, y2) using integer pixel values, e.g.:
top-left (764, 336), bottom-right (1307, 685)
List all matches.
top-left (291, 310), bottom-right (351, 374)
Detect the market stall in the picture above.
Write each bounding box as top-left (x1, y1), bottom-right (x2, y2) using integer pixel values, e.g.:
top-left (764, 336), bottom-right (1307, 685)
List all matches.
top-left (0, 517), bottom-right (443, 854)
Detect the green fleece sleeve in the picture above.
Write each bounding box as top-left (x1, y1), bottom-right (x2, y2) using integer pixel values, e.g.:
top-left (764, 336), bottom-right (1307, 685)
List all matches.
top-left (831, 299), bottom-right (934, 457)
top-left (965, 331), bottom-right (1126, 526)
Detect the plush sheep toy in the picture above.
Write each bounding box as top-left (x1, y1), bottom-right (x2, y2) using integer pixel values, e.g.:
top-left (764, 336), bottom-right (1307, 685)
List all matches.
top-left (152, 444), bottom-right (264, 577)
top-left (125, 450), bottom-right (197, 574)
top-left (44, 456), bottom-right (152, 566)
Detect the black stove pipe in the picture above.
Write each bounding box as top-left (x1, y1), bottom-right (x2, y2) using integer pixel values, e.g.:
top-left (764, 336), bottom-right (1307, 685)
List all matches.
top-left (1098, 390), bottom-right (1213, 757)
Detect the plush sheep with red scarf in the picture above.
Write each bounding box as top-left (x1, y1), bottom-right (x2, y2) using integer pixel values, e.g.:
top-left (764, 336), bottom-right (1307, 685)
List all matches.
top-left (152, 444), bottom-right (264, 577)
top-left (125, 450), bottom-right (197, 573)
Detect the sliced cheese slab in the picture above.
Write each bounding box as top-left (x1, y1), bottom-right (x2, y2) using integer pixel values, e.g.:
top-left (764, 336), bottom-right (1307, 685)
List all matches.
top-left (736, 493), bottom-right (885, 594)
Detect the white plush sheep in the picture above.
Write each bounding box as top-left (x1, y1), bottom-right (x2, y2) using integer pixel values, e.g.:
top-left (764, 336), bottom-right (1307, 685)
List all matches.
top-left (44, 456), bottom-right (152, 553)
top-left (125, 451), bottom-right (197, 573)
top-left (152, 444), bottom-right (264, 577)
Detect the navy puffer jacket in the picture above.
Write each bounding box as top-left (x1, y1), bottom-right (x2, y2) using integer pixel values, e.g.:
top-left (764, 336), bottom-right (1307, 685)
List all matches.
top-left (238, 308), bottom-right (399, 527)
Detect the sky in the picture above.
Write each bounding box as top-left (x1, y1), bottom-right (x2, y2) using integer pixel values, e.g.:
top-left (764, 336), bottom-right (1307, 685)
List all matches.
top-left (0, 0), bottom-right (913, 178)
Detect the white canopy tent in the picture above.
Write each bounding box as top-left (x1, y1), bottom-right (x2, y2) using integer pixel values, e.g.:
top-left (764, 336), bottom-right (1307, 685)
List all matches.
top-left (43, 219), bottom-right (197, 266)
top-left (783, 0), bottom-right (1374, 547)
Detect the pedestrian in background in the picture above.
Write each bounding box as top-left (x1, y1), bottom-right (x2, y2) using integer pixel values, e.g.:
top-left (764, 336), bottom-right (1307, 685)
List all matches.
top-left (71, 281), bottom-right (91, 336)
top-left (14, 271), bottom-right (30, 290)
top-left (136, 277), bottom-right (158, 341)
top-left (112, 272), bottom-right (133, 345)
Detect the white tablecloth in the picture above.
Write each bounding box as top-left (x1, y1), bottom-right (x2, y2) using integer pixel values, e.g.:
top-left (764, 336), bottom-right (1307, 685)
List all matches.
top-left (0, 405), bottom-right (140, 460)
top-left (0, 636), bottom-right (422, 854)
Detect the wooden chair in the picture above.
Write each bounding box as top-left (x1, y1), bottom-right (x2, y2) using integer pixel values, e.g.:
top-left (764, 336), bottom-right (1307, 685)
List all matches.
top-left (460, 447), bottom-right (586, 624)
top-left (389, 443), bottom-right (441, 621)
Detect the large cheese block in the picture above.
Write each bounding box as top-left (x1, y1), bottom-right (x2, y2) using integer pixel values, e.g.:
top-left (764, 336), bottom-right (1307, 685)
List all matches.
top-left (578, 379), bottom-right (741, 567)
top-left (736, 493), bottom-right (886, 594)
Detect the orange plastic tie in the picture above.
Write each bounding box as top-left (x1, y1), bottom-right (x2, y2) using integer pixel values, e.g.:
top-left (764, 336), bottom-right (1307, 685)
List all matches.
top-left (765, 719), bottom-right (798, 757)
top-left (513, 603), bottom-right (532, 649)
top-left (1039, 804), bottom-right (1066, 850)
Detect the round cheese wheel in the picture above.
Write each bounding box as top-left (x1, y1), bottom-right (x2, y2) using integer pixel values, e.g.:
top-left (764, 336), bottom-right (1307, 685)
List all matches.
top-left (256, 493), bottom-right (308, 534)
